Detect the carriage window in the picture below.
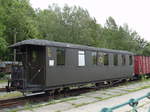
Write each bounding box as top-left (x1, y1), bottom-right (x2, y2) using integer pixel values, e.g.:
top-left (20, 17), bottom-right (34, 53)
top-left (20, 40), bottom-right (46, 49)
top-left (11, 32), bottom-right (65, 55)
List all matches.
top-left (47, 47), bottom-right (51, 57)
top-left (57, 48), bottom-right (65, 65)
top-left (122, 55), bottom-right (126, 65)
top-left (114, 54), bottom-right (118, 66)
top-left (97, 52), bottom-right (108, 65)
top-left (98, 52), bottom-right (104, 64)
top-left (104, 54), bottom-right (109, 65)
top-left (78, 51), bottom-right (85, 66)
top-left (129, 55), bottom-right (132, 65)
top-left (32, 50), bottom-right (37, 63)
top-left (92, 52), bottom-right (97, 65)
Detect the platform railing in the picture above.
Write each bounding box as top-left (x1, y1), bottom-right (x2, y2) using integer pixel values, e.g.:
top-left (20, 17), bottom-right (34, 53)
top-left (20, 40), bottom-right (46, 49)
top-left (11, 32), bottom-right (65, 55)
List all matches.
top-left (100, 92), bottom-right (150, 112)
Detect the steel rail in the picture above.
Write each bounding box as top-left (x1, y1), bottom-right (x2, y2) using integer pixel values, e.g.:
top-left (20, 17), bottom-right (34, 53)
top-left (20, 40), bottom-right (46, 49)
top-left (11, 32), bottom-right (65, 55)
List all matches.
top-left (0, 79), bottom-right (139, 109)
top-left (0, 88), bottom-right (6, 92)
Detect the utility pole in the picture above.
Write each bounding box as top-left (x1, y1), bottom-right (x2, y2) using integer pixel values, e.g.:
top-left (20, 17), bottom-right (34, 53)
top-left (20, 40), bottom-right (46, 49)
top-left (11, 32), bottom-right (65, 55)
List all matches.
top-left (14, 28), bottom-right (17, 62)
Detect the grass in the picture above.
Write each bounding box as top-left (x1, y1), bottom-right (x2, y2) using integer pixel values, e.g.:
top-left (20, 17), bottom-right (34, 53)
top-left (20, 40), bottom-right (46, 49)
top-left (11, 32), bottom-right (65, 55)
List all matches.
top-left (0, 91), bottom-right (22, 100)
top-left (8, 102), bottom-right (33, 112)
top-left (7, 97), bottom-right (79, 112)
top-left (94, 96), bottom-right (103, 100)
top-left (55, 111), bottom-right (61, 112)
top-left (125, 86), bottom-right (150, 92)
top-left (58, 97), bottom-right (79, 102)
top-left (74, 102), bottom-right (91, 108)
top-left (0, 79), bottom-right (7, 83)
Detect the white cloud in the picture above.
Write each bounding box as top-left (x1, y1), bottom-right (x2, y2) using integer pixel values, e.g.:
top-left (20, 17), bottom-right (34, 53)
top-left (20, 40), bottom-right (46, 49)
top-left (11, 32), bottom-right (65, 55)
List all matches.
top-left (30, 0), bottom-right (150, 41)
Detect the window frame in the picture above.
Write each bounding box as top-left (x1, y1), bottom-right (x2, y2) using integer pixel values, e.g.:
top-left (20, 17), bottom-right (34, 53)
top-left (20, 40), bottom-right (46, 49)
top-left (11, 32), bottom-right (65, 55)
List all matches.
top-left (104, 53), bottom-right (109, 66)
top-left (129, 55), bottom-right (133, 65)
top-left (122, 55), bottom-right (126, 66)
top-left (56, 48), bottom-right (66, 66)
top-left (97, 52), bottom-right (104, 65)
top-left (78, 50), bottom-right (85, 66)
top-left (92, 51), bottom-right (97, 65)
top-left (113, 54), bottom-right (118, 66)
top-left (97, 52), bottom-right (109, 66)
top-left (47, 47), bottom-right (52, 57)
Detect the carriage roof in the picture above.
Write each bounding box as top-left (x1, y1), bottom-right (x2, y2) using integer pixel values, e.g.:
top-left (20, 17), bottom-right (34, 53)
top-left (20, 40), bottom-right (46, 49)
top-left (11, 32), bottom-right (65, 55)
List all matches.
top-left (10, 39), bottom-right (134, 55)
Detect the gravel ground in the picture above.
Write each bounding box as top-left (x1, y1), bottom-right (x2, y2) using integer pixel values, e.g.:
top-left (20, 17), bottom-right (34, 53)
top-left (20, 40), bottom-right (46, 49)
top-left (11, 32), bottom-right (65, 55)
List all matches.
top-left (62, 88), bottom-right (150, 112)
top-left (0, 82), bottom-right (23, 100)
top-left (0, 82), bottom-right (7, 88)
top-left (2, 80), bottom-right (150, 112)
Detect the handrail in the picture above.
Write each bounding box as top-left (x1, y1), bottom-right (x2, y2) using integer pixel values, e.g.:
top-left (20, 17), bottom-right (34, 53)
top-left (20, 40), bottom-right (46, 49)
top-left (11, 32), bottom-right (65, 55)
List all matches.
top-left (100, 92), bottom-right (150, 112)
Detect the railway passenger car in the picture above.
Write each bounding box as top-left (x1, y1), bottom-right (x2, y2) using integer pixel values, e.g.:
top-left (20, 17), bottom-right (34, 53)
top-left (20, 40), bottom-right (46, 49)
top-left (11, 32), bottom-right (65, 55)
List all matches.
top-left (7, 39), bottom-right (134, 93)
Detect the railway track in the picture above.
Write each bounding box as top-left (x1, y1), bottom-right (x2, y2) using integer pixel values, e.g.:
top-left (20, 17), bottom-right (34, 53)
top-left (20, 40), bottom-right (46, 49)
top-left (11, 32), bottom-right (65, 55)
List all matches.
top-left (0, 93), bottom-right (50, 109)
top-left (0, 97), bottom-right (26, 108)
top-left (0, 79), bottom-right (137, 109)
top-left (0, 87), bottom-right (97, 109)
top-left (0, 87), bottom-right (6, 92)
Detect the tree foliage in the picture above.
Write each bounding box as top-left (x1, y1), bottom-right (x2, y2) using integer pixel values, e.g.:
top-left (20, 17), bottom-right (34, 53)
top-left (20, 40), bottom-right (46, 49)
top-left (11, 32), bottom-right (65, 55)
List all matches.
top-left (0, 0), bottom-right (39, 44)
top-left (0, 0), bottom-right (150, 60)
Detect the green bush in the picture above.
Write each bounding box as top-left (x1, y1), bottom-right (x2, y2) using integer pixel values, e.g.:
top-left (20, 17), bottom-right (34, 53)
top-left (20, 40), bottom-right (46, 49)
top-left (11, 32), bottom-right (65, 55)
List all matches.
top-left (0, 72), bottom-right (5, 79)
top-left (141, 74), bottom-right (148, 80)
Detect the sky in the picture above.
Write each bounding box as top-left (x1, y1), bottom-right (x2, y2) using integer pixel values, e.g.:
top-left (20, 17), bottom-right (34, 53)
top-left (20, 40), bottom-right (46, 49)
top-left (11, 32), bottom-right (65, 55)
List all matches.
top-left (30, 0), bottom-right (150, 41)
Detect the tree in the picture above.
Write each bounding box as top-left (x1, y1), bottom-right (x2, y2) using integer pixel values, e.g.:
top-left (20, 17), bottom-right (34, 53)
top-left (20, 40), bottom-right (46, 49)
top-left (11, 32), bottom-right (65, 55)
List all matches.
top-left (0, 37), bottom-right (7, 61)
top-left (0, 2), bottom-right (150, 60)
top-left (143, 43), bottom-right (150, 56)
top-left (105, 16), bottom-right (118, 30)
top-left (36, 4), bottom-right (103, 46)
top-left (0, 0), bottom-right (40, 44)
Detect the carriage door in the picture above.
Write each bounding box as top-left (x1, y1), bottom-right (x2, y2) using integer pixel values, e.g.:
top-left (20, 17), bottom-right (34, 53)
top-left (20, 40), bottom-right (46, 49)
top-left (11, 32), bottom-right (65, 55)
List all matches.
top-left (28, 46), bottom-right (45, 86)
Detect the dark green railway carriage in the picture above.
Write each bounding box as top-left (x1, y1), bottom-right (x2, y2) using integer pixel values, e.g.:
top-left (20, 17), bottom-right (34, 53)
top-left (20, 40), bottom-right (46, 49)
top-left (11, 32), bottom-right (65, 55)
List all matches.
top-left (8, 39), bottom-right (134, 93)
